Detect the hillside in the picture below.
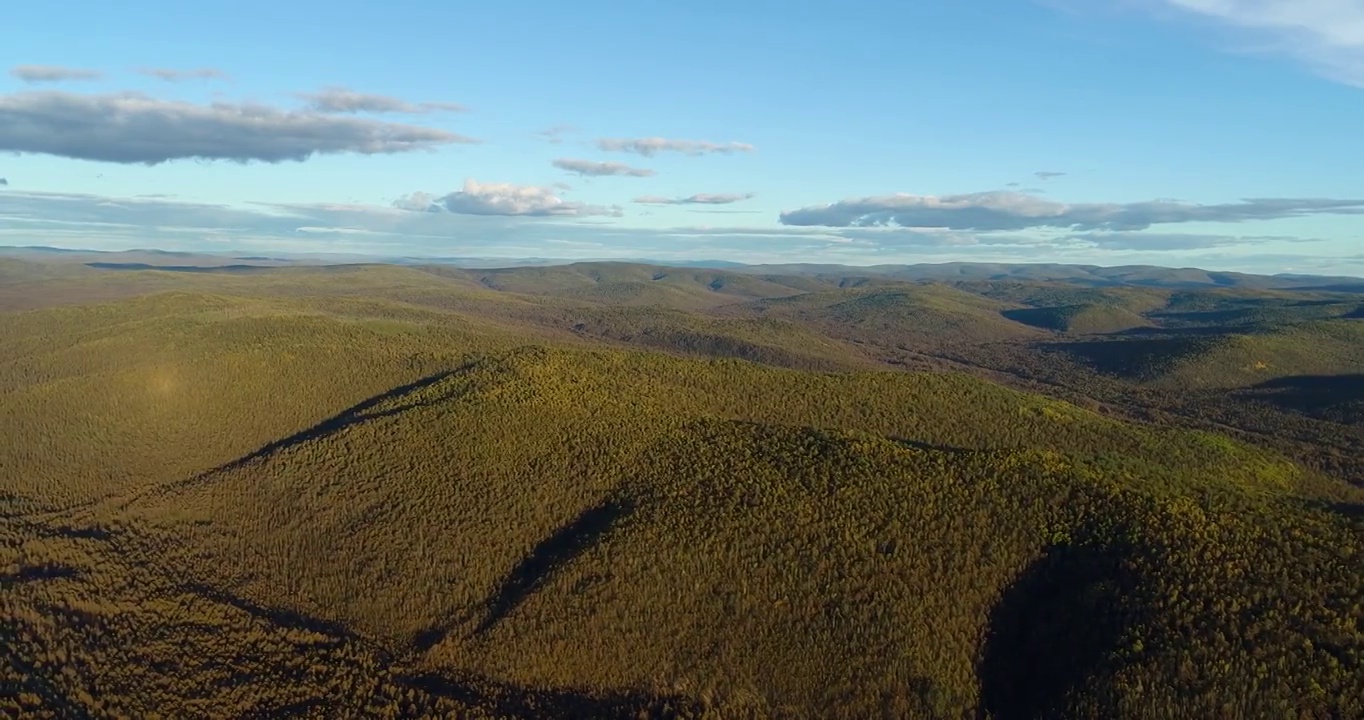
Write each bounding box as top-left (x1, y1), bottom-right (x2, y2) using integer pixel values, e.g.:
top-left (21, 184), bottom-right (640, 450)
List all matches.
top-left (1053, 320), bottom-right (1364, 389)
top-left (8, 345), bottom-right (1363, 717)
top-left (448, 263), bottom-right (824, 310)
top-left (1003, 304), bottom-right (1152, 334)
top-left (735, 260), bottom-right (1363, 290)
top-left (728, 285), bottom-right (1041, 347)
top-left (4, 259), bottom-right (1364, 718)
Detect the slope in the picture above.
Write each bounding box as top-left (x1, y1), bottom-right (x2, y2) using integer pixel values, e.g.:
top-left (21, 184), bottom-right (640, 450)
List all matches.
top-left (451, 263), bottom-right (826, 309)
top-left (729, 285), bottom-right (1042, 348)
top-left (0, 289), bottom-right (534, 509)
top-left (112, 347), bottom-right (1362, 719)
top-left (1003, 304), bottom-right (1152, 334)
top-left (1055, 319), bottom-right (1364, 388)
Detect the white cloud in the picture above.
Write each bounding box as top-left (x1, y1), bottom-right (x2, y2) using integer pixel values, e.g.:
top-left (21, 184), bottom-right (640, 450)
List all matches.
top-left (1160, 0), bottom-right (1364, 86)
top-left (10, 65), bottom-right (103, 83)
top-left (780, 190), bottom-right (1364, 231)
top-left (552, 158), bottom-right (655, 177)
top-left (399, 180), bottom-right (622, 217)
top-left (596, 137), bottom-right (755, 157)
top-left (299, 86), bottom-right (467, 113)
top-left (634, 192), bottom-right (756, 205)
top-left (136, 67), bottom-right (231, 82)
top-left (0, 90), bottom-right (476, 164)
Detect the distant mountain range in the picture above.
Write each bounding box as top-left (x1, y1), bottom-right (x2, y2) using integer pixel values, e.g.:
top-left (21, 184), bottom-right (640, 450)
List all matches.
top-left (2, 244), bottom-right (1360, 290)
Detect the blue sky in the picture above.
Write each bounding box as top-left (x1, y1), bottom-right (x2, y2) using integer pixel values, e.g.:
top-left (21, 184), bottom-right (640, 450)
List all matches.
top-left (2, 0), bottom-right (1363, 273)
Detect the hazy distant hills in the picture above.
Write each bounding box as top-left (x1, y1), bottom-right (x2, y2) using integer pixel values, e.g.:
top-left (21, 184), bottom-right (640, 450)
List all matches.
top-left (4, 244), bottom-right (1362, 290)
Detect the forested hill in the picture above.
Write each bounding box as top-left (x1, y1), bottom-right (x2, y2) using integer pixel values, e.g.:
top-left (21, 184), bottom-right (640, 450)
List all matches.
top-left (3, 257), bottom-right (1362, 718)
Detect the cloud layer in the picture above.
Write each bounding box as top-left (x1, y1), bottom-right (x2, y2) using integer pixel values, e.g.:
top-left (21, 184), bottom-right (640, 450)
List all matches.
top-left (299, 87), bottom-right (466, 114)
top-left (596, 137), bottom-right (755, 157)
top-left (779, 191), bottom-right (1364, 231)
top-left (136, 67), bottom-right (230, 82)
top-left (552, 158), bottom-right (655, 177)
top-left (0, 91), bottom-right (475, 164)
top-left (1161, 0), bottom-right (1364, 86)
top-left (10, 65), bottom-right (103, 83)
top-left (634, 192), bottom-right (756, 205)
top-left (396, 180), bottom-right (621, 217)
top-left (2, 190), bottom-right (1358, 275)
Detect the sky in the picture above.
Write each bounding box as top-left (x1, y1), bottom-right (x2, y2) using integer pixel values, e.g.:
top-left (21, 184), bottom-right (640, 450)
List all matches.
top-left (2, 0), bottom-right (1363, 274)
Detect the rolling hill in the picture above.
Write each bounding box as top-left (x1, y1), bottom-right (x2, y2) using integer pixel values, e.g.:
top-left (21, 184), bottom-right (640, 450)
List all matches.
top-left (4, 256), bottom-right (1364, 718)
top-left (1053, 319), bottom-right (1364, 389)
top-left (727, 285), bottom-right (1042, 347)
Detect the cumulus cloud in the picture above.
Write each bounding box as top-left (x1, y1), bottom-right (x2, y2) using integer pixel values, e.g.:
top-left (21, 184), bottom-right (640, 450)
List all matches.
top-left (10, 65), bottom-right (103, 83)
top-left (778, 190), bottom-right (1364, 231)
top-left (0, 91), bottom-right (475, 164)
top-left (1035, 171), bottom-right (1066, 180)
top-left (596, 137), bottom-right (755, 157)
top-left (1159, 0), bottom-right (1364, 86)
top-left (392, 192), bottom-right (442, 212)
top-left (635, 192), bottom-right (756, 205)
top-left (136, 67), bottom-right (230, 82)
top-left (299, 86), bottom-right (466, 114)
top-left (396, 180), bottom-right (621, 217)
top-left (552, 158), bottom-right (655, 177)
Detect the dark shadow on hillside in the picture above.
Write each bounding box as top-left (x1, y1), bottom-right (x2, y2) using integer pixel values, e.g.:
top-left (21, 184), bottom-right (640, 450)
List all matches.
top-left (1001, 307), bottom-right (1070, 331)
top-left (47, 524), bottom-right (114, 541)
top-left (173, 363), bottom-right (482, 487)
top-left (1112, 325), bottom-right (1229, 337)
top-left (1050, 337), bottom-right (1215, 379)
top-left (978, 543), bottom-right (1137, 720)
top-left (1, 563), bottom-right (82, 586)
top-left (399, 671), bottom-right (700, 720)
top-left (472, 499), bottom-right (632, 638)
top-left (1240, 375), bottom-right (1364, 424)
top-left (18, 520), bottom-right (116, 542)
top-left (182, 582), bottom-right (355, 646)
top-left (1326, 502), bottom-right (1364, 521)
